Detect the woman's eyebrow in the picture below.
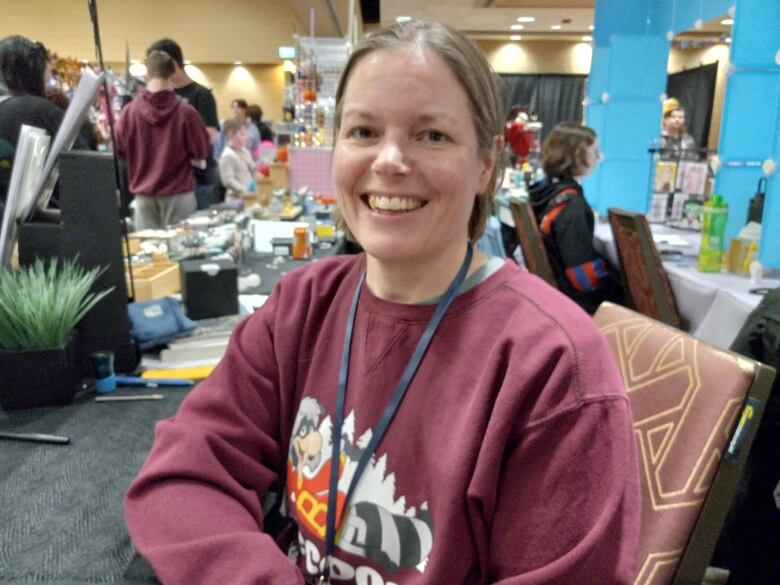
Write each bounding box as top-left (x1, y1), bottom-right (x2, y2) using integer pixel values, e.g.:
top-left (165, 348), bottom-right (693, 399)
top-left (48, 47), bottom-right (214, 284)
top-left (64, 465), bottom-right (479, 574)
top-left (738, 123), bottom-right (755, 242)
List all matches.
top-left (341, 109), bottom-right (458, 126)
top-left (340, 108), bottom-right (375, 121)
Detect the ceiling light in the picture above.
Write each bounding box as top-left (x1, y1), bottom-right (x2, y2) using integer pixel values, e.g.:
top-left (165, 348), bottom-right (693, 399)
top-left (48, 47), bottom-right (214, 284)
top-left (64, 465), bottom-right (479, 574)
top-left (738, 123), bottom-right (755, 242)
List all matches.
top-left (550, 24), bottom-right (562, 30)
top-left (396, 16), bottom-right (412, 23)
top-left (582, 35), bottom-right (593, 42)
top-left (510, 24), bottom-right (524, 30)
top-left (233, 61), bottom-right (243, 65)
top-left (516, 16), bottom-right (535, 23)
top-left (589, 25), bottom-right (595, 31)
top-left (510, 35), bottom-right (522, 41)
top-left (721, 18), bottom-right (734, 25)
top-left (278, 46), bottom-right (296, 59)
top-left (129, 62), bottom-right (147, 77)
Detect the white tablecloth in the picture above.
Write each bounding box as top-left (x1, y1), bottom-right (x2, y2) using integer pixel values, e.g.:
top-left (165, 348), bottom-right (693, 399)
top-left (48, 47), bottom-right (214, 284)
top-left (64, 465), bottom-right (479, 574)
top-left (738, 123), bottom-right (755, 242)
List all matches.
top-left (593, 222), bottom-right (780, 349)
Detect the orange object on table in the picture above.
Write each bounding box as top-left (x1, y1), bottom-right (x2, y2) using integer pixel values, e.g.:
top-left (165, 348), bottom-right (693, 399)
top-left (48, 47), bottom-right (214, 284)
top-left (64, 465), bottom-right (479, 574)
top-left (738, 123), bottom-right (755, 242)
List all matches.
top-left (292, 227), bottom-right (311, 259)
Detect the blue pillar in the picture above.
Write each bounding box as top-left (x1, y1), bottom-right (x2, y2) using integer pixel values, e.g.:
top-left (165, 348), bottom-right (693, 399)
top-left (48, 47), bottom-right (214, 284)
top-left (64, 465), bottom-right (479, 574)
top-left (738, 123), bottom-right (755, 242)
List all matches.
top-left (714, 0), bottom-right (780, 267)
top-left (585, 0), bottom-right (733, 216)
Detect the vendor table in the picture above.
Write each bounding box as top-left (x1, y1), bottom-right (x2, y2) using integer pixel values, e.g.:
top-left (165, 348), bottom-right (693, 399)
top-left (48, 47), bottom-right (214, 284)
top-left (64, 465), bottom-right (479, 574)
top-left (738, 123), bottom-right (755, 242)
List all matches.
top-left (593, 222), bottom-right (780, 349)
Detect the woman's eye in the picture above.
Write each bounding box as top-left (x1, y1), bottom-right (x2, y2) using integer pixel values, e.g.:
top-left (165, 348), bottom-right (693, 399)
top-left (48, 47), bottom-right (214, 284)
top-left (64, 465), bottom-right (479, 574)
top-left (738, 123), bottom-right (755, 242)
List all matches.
top-left (421, 130), bottom-right (447, 143)
top-left (347, 127), bottom-right (375, 140)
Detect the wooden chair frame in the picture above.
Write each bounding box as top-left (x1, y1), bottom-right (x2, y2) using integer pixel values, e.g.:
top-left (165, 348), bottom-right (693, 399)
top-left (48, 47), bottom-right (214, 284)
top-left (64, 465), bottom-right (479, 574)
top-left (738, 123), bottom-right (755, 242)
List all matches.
top-left (510, 200), bottom-right (557, 288)
top-left (607, 207), bottom-right (682, 328)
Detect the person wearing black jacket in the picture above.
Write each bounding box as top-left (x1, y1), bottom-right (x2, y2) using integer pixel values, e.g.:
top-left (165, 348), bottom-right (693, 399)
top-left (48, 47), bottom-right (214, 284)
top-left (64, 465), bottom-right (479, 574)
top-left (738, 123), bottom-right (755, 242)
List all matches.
top-left (712, 288), bottom-right (780, 584)
top-left (529, 123), bottom-right (622, 314)
top-left (0, 35), bottom-right (88, 211)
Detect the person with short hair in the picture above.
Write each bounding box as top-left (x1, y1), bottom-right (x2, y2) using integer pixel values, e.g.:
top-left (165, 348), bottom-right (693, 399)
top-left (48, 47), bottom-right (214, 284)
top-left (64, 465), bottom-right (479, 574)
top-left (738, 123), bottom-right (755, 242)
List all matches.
top-left (126, 20), bottom-right (639, 585)
top-left (147, 38), bottom-right (219, 209)
top-left (213, 98), bottom-right (261, 161)
top-left (247, 103), bottom-right (274, 142)
top-left (218, 117), bottom-right (256, 200)
top-left (115, 50), bottom-right (209, 230)
top-left (660, 99), bottom-right (698, 160)
top-left (529, 122), bottom-right (623, 314)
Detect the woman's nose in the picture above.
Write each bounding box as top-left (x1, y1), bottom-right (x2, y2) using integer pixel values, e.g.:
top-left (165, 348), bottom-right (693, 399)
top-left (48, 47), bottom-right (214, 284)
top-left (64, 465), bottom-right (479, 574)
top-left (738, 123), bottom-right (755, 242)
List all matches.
top-left (371, 138), bottom-right (411, 175)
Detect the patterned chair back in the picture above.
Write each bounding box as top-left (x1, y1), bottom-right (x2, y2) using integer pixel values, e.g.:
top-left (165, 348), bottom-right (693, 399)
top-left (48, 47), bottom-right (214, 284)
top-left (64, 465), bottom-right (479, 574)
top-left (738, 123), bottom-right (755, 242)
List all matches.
top-left (594, 302), bottom-right (775, 585)
top-left (608, 208), bottom-right (682, 329)
top-left (510, 200), bottom-right (557, 288)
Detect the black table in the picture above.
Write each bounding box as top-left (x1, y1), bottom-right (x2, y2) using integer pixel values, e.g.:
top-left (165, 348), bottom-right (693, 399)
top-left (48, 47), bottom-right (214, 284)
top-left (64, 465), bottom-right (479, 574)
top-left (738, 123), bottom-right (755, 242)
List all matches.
top-left (0, 387), bottom-right (189, 584)
top-left (240, 242), bottom-right (343, 295)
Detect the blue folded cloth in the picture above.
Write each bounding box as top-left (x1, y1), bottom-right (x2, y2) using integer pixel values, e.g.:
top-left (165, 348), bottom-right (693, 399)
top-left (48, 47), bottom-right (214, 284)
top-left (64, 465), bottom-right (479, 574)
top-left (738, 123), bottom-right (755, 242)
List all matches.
top-left (127, 297), bottom-right (196, 350)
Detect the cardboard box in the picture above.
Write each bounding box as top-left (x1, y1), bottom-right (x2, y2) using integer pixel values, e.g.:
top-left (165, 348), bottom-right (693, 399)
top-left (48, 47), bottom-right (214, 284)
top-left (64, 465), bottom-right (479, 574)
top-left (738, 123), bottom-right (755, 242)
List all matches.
top-left (125, 260), bottom-right (180, 301)
top-left (180, 258), bottom-right (239, 320)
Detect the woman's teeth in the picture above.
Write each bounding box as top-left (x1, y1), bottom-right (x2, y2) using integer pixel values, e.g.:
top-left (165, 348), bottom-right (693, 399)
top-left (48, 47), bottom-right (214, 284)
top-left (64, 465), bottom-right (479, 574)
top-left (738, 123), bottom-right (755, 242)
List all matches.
top-left (367, 195), bottom-right (423, 211)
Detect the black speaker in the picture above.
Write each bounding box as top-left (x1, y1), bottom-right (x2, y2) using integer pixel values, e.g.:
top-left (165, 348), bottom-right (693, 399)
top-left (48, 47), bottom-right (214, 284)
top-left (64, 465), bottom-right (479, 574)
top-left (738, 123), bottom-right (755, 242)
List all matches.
top-left (180, 258), bottom-right (239, 320)
top-left (18, 151), bottom-right (139, 374)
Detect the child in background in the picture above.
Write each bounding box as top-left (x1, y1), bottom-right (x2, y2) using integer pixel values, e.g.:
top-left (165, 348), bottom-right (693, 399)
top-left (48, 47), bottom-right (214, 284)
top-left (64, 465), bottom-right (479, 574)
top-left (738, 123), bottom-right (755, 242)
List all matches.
top-left (529, 123), bottom-right (623, 314)
top-left (218, 117), bottom-right (256, 200)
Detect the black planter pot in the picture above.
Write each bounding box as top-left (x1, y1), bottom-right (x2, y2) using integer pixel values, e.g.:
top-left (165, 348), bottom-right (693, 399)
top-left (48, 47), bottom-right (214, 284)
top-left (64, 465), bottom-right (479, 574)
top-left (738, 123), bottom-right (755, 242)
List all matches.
top-left (0, 336), bottom-right (79, 409)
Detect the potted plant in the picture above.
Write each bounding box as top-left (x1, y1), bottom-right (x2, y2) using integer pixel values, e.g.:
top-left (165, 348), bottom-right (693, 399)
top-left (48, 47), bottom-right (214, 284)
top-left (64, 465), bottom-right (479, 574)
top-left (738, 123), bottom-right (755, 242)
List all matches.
top-left (0, 258), bottom-right (113, 409)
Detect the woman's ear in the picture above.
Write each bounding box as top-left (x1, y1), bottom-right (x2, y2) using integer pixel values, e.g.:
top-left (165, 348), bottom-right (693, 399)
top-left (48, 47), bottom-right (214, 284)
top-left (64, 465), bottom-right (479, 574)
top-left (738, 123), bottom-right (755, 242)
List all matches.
top-left (478, 135), bottom-right (503, 195)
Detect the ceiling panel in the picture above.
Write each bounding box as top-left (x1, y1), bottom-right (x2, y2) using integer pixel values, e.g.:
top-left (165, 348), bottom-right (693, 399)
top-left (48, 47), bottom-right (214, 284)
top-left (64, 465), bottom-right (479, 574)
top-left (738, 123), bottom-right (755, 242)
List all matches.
top-left (489, 0), bottom-right (594, 7)
top-left (381, 0), bottom-right (595, 36)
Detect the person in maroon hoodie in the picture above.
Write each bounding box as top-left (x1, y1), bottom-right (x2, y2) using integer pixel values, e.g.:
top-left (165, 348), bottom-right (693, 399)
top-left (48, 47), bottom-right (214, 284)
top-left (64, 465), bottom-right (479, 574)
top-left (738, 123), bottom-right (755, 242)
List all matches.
top-left (126, 20), bottom-right (640, 585)
top-left (115, 50), bottom-right (209, 230)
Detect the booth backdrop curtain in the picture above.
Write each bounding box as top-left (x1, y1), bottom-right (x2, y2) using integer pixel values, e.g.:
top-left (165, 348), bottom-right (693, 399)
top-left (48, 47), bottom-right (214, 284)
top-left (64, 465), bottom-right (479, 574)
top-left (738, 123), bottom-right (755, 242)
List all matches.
top-left (500, 74), bottom-right (587, 141)
top-left (666, 62), bottom-right (718, 149)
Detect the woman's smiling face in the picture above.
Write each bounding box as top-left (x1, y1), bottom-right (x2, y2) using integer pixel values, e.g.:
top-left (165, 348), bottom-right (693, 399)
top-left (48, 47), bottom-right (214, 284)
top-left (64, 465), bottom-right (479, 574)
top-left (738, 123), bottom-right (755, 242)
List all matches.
top-left (333, 47), bottom-right (494, 269)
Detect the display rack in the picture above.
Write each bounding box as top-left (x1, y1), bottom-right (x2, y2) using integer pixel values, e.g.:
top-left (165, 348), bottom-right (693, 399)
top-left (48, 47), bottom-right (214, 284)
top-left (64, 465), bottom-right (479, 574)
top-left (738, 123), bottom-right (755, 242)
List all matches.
top-left (646, 146), bottom-right (711, 228)
top-left (287, 35), bottom-right (350, 149)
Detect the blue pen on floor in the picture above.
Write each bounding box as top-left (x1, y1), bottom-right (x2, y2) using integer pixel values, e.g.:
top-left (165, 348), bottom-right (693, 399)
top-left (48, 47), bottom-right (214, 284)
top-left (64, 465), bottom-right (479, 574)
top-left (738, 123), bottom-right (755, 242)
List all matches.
top-left (114, 375), bottom-right (194, 388)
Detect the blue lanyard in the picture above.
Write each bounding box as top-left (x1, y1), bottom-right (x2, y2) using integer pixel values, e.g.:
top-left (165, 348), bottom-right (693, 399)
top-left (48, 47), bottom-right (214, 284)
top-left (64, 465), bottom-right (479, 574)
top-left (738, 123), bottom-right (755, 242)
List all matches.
top-left (319, 244), bottom-right (473, 584)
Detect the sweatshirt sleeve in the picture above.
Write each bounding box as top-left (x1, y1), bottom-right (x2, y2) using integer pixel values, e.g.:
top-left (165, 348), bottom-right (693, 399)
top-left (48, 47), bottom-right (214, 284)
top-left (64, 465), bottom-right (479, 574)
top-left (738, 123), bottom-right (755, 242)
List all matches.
top-left (124, 292), bottom-right (305, 585)
top-left (114, 111), bottom-right (127, 159)
top-left (479, 317), bottom-right (640, 585)
top-left (488, 399), bottom-right (639, 584)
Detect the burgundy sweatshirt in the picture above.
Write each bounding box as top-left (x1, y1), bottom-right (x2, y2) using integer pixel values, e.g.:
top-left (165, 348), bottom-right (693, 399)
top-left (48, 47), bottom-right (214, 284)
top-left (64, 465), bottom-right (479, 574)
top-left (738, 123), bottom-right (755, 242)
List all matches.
top-left (115, 88), bottom-right (209, 196)
top-left (126, 256), bottom-right (640, 585)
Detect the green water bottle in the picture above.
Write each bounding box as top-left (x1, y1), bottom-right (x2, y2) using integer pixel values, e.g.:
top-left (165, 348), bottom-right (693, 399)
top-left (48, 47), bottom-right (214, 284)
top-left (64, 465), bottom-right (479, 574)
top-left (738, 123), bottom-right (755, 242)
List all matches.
top-left (698, 194), bottom-right (728, 272)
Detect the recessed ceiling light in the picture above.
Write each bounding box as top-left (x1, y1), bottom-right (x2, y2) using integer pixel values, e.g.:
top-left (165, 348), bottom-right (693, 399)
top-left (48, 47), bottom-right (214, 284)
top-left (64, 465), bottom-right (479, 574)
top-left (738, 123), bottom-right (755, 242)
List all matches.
top-left (396, 16), bottom-right (412, 23)
top-left (510, 35), bottom-right (522, 41)
top-left (510, 24), bottom-right (524, 30)
top-left (516, 16), bottom-right (535, 23)
top-left (550, 24), bottom-right (562, 30)
top-left (233, 61), bottom-right (243, 65)
top-left (721, 18), bottom-right (734, 25)
top-left (588, 24), bottom-right (595, 31)
top-left (582, 35), bottom-right (593, 42)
